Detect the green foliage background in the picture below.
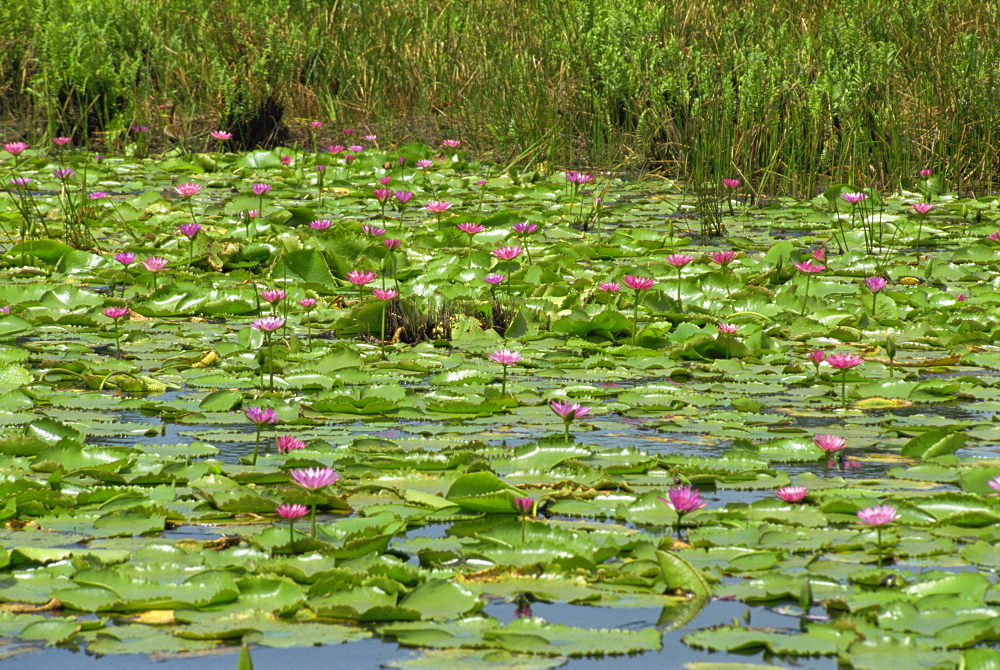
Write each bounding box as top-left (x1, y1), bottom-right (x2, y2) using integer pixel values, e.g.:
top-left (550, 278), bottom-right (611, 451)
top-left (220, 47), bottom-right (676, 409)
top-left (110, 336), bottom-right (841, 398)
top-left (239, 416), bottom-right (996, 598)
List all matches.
top-left (1, 0), bottom-right (998, 192)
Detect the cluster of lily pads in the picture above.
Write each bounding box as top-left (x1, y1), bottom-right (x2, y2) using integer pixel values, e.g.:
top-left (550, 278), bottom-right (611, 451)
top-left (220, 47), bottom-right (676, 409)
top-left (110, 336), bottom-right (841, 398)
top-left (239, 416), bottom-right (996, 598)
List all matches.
top-left (2, 132), bottom-right (1000, 668)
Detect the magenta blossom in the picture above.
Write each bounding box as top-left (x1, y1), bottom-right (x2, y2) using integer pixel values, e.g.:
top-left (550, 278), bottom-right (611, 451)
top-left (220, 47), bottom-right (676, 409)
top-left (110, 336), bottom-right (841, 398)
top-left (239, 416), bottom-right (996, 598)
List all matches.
top-left (865, 277), bottom-right (887, 293)
top-left (987, 476), bottom-right (1000, 493)
top-left (315, 164), bottom-right (326, 173)
top-left (492, 246), bottom-right (523, 261)
top-left (52, 137), bottom-right (72, 146)
top-left (309, 121), bottom-right (323, 129)
top-left (280, 155), bottom-right (292, 165)
top-left (372, 288), bottom-right (398, 300)
top-left (310, 219), bottom-right (332, 230)
top-left (717, 322), bottom-right (740, 334)
top-left (291, 467), bottom-right (340, 490)
top-left (457, 222), bottom-right (484, 236)
top-left (808, 350), bottom-right (826, 366)
top-left (178, 223), bottom-right (201, 239)
top-left (346, 270), bottom-right (377, 286)
top-left (0, 306), bottom-right (10, 315)
top-left (251, 183), bottom-right (271, 196)
top-left (812, 247), bottom-right (826, 261)
top-left (299, 298), bottom-right (317, 308)
top-left (174, 182), bottom-right (202, 198)
top-left (142, 257), bottom-right (168, 272)
top-left (347, 145), bottom-right (364, 153)
top-left (276, 435), bottom-right (307, 454)
top-left (425, 201), bottom-right (452, 213)
top-left (261, 289), bottom-right (286, 304)
top-left (912, 203), bottom-right (934, 215)
top-left (857, 505), bottom-right (898, 526)
top-left (598, 282), bottom-right (621, 292)
top-left (373, 188), bottom-right (392, 203)
top-left (362, 224), bottom-right (386, 236)
top-left (841, 192), bottom-right (868, 204)
top-left (246, 406), bottom-right (279, 425)
top-left (252, 316), bottom-right (286, 332)
top-left (4, 142), bottom-right (29, 155)
top-left (795, 260), bottom-right (825, 273)
top-left (827, 352), bottom-right (863, 370)
top-left (813, 433), bottom-right (846, 453)
top-left (342, 128), bottom-right (354, 136)
top-left (89, 191), bottom-right (108, 200)
top-left (659, 485), bottom-right (705, 514)
top-left (550, 400), bottom-right (590, 420)
top-left (513, 497), bottom-right (533, 514)
top-left (919, 168), bottom-right (933, 178)
top-left (103, 306), bottom-right (129, 319)
top-left (489, 349), bottom-right (522, 365)
top-left (276, 503), bottom-right (308, 519)
top-left (378, 175), bottom-right (392, 186)
top-left (722, 178), bottom-right (740, 189)
top-left (484, 274), bottom-right (506, 285)
top-left (394, 190), bottom-right (413, 204)
top-left (10, 177), bottom-right (32, 187)
top-left (114, 252), bottom-right (136, 266)
top-left (775, 486), bottom-right (809, 503)
top-left (442, 139), bottom-right (461, 148)
top-left (327, 145), bottom-right (345, 154)
top-left (53, 168), bottom-right (75, 179)
top-left (416, 159), bottom-right (433, 169)
top-left (384, 238), bottom-right (401, 251)
top-left (210, 131), bottom-right (232, 140)
top-left (623, 275), bottom-right (655, 291)
top-left (710, 250), bottom-right (735, 266)
top-left (512, 222), bottom-right (539, 234)
top-left (666, 253), bottom-right (694, 268)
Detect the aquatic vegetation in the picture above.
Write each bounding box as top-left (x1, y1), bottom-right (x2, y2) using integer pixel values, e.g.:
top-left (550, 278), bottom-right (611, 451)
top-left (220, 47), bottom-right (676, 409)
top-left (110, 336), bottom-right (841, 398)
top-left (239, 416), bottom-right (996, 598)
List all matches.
top-left (2, 134), bottom-right (1000, 670)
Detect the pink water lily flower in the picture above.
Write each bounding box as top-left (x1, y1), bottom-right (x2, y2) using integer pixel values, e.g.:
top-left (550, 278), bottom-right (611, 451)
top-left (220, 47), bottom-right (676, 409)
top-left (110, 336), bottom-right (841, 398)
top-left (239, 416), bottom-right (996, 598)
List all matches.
top-left (260, 289), bottom-right (286, 304)
top-left (492, 246), bottom-right (523, 260)
top-left (457, 222), bottom-right (484, 236)
top-left (276, 435), bottom-right (307, 454)
top-left (51, 137), bottom-right (72, 146)
top-left (987, 476), bottom-right (1000, 493)
top-left (346, 270), bottom-right (377, 286)
top-left (291, 467), bottom-right (340, 490)
top-left (53, 168), bottom-right (75, 179)
top-left (598, 282), bottom-right (621, 292)
top-left (210, 131), bottom-right (232, 140)
top-left (513, 497), bottom-right (533, 514)
top-left (372, 288), bottom-right (398, 300)
top-left (251, 183), bottom-right (271, 196)
top-left (327, 145), bottom-right (345, 154)
top-left (384, 238), bottom-right (401, 250)
top-left (373, 188), bottom-right (392, 203)
top-left (483, 274), bottom-right (505, 285)
top-left (114, 252), bottom-right (136, 266)
top-left (246, 406), bottom-right (279, 425)
top-left (361, 224), bottom-right (386, 236)
top-left (310, 219), bottom-right (332, 230)
top-left (723, 178), bottom-right (740, 189)
top-left (912, 203), bottom-right (934, 214)
top-left (4, 142), bottom-right (29, 155)
top-left (659, 485), bottom-right (705, 513)
top-left (841, 192), bottom-right (868, 204)
top-left (276, 503), bottom-right (308, 519)
top-left (416, 159), bottom-right (433, 169)
top-left (178, 223), bottom-right (201, 239)
top-left (710, 250), bottom-right (735, 266)
top-left (103, 306), bottom-right (129, 319)
top-left (550, 401), bottom-right (590, 420)
top-left (174, 182), bottom-right (202, 198)
top-left (252, 316), bottom-right (285, 332)
top-left (857, 505), bottom-right (898, 526)
top-left (666, 253), bottom-right (695, 268)
top-left (394, 190), bottom-right (413, 204)
top-left (813, 433), bottom-right (846, 453)
top-left (141, 257), bottom-right (168, 272)
top-left (865, 277), bottom-right (887, 292)
top-left (775, 486), bottom-right (809, 502)
top-left (623, 275), bottom-right (655, 291)
top-left (442, 139), bottom-right (461, 148)
top-left (826, 352), bottom-right (864, 369)
top-left (717, 322), bottom-right (740, 334)
top-left (425, 201), bottom-right (452, 213)
top-left (794, 260), bottom-right (825, 273)
top-left (489, 349), bottom-right (522, 365)
top-left (299, 298), bottom-right (317, 308)
top-left (513, 222), bottom-right (538, 234)
top-left (808, 350), bottom-right (826, 366)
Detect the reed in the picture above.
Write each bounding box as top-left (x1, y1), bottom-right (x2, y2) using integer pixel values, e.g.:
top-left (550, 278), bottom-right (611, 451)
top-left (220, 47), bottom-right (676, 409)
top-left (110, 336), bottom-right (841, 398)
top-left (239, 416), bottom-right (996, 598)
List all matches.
top-left (2, 0), bottom-right (998, 194)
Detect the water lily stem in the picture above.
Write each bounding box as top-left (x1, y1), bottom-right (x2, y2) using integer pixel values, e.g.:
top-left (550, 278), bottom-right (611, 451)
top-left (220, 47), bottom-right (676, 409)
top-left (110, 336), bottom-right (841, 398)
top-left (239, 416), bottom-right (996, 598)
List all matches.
top-left (310, 502), bottom-right (317, 539)
top-left (252, 425), bottom-right (262, 466)
top-left (801, 275), bottom-right (811, 316)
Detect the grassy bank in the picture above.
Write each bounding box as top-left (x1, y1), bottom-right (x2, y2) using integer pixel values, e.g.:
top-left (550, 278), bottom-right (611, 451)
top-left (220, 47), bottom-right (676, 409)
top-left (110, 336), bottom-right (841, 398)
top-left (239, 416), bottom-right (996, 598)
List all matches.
top-left (1, 0), bottom-right (998, 193)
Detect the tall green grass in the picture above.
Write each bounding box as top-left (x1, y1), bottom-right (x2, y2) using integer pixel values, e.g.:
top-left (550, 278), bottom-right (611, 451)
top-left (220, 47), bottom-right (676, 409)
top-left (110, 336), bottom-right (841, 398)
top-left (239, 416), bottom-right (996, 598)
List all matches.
top-left (2, 0), bottom-right (997, 194)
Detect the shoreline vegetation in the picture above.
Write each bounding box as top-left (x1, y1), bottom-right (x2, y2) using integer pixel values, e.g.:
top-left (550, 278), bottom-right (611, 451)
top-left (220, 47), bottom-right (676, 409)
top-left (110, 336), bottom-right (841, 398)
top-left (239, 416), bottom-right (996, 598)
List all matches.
top-left (1, 0), bottom-right (998, 194)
